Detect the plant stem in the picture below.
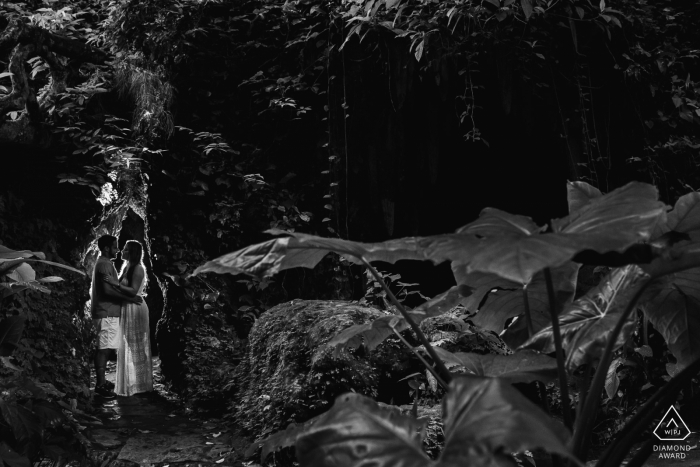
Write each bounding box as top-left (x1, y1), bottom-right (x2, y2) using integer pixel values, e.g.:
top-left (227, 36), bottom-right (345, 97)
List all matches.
top-left (572, 276), bottom-right (651, 460)
top-left (544, 267), bottom-right (573, 430)
top-left (391, 326), bottom-right (447, 389)
top-left (362, 259), bottom-right (453, 386)
top-left (522, 287), bottom-right (534, 337)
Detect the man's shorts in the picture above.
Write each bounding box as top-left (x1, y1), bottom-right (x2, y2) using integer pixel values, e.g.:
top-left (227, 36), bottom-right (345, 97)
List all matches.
top-left (93, 317), bottom-right (121, 349)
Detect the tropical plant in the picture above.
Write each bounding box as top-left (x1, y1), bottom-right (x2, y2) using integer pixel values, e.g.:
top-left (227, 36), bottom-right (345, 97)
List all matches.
top-left (193, 181), bottom-right (700, 466)
top-left (0, 245), bottom-right (90, 467)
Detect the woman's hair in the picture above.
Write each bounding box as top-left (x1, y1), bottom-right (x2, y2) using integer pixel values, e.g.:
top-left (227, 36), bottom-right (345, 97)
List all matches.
top-left (118, 240), bottom-right (147, 289)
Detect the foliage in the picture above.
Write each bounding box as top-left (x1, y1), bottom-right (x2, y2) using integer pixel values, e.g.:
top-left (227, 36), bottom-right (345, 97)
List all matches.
top-left (194, 180), bottom-right (700, 466)
top-left (0, 245), bottom-right (93, 467)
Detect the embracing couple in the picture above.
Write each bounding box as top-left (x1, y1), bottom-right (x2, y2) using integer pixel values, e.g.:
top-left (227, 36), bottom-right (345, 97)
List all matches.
top-left (91, 234), bottom-right (153, 399)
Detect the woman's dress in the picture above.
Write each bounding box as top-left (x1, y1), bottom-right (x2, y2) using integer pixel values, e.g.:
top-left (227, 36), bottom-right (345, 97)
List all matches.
top-left (115, 276), bottom-right (153, 396)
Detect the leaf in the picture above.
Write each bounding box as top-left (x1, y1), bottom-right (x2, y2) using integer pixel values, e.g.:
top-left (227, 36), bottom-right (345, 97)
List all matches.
top-left (566, 181), bottom-right (602, 214)
top-left (193, 183), bottom-right (664, 286)
top-left (7, 263), bottom-right (35, 282)
top-left (522, 265), bottom-right (650, 371)
top-left (634, 345), bottom-right (653, 358)
top-left (472, 262), bottom-right (579, 336)
top-left (575, 6), bottom-right (584, 19)
top-left (550, 182), bottom-right (666, 251)
top-left (410, 286), bottom-right (466, 321)
top-left (0, 399), bottom-right (41, 442)
top-left (434, 348), bottom-right (558, 384)
top-left (521, 0), bottom-right (533, 19)
top-left (440, 376), bottom-right (574, 463)
top-left (36, 276), bottom-right (64, 283)
top-left (0, 316), bottom-right (26, 357)
top-left (327, 315), bottom-right (407, 357)
top-left (0, 246), bottom-right (45, 260)
top-left (605, 358), bottom-right (622, 400)
top-left (665, 192), bottom-right (700, 234)
top-left (641, 268), bottom-right (700, 369)
top-left (295, 393), bottom-right (430, 467)
top-left (456, 208), bottom-right (543, 238)
top-left (414, 40), bottom-right (424, 62)
top-left (250, 414), bottom-right (323, 461)
top-left (0, 441), bottom-right (30, 467)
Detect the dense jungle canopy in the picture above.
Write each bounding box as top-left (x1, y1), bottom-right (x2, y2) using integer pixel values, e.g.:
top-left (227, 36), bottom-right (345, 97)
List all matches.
top-left (1, 0), bottom-right (700, 464)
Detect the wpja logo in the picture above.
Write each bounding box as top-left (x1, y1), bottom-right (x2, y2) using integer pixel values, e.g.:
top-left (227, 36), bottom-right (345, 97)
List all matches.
top-left (653, 406), bottom-right (692, 459)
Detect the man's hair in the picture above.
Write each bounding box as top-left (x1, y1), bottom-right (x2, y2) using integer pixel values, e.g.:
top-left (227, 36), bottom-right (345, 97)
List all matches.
top-left (97, 235), bottom-right (117, 251)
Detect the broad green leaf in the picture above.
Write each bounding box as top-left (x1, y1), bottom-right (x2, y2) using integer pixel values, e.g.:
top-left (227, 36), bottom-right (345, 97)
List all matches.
top-left (0, 399), bottom-right (41, 442)
top-left (248, 413), bottom-right (323, 462)
top-left (551, 182), bottom-right (666, 250)
top-left (327, 315), bottom-right (408, 357)
top-left (604, 358), bottom-right (622, 400)
top-left (193, 232), bottom-right (431, 279)
top-left (7, 263), bottom-right (36, 282)
top-left (295, 393), bottom-right (430, 467)
top-left (411, 286), bottom-right (466, 320)
top-left (451, 268), bottom-right (517, 312)
top-left (522, 265), bottom-right (651, 371)
top-left (471, 263), bottom-right (579, 335)
top-left (462, 182), bottom-right (665, 283)
top-left (193, 183), bottom-right (664, 285)
top-left (440, 376), bottom-right (574, 463)
top-left (456, 208), bottom-right (544, 238)
top-left (665, 192), bottom-right (700, 233)
top-left (521, 0), bottom-right (533, 20)
top-left (0, 316), bottom-right (26, 357)
top-left (641, 268), bottom-right (700, 369)
top-left (37, 276), bottom-right (64, 283)
top-left (566, 181), bottom-right (602, 214)
top-left (0, 441), bottom-right (30, 467)
top-left (0, 245), bottom-right (45, 260)
top-left (433, 348), bottom-right (558, 384)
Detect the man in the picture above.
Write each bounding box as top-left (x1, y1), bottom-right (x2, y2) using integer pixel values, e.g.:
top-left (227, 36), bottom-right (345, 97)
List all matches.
top-left (91, 235), bottom-right (142, 398)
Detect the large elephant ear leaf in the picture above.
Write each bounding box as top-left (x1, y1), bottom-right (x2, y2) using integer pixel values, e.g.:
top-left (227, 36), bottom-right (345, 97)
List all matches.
top-left (295, 393), bottom-right (430, 467)
top-left (552, 182), bottom-right (666, 252)
top-left (567, 181), bottom-right (602, 214)
top-left (665, 192), bottom-right (700, 234)
top-left (641, 268), bottom-right (700, 369)
top-left (438, 376), bottom-right (574, 466)
top-left (522, 265), bottom-right (651, 371)
top-left (470, 262), bottom-right (579, 339)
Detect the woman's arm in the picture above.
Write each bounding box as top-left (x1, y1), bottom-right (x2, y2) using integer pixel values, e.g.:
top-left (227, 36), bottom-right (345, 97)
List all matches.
top-left (104, 265), bottom-right (144, 297)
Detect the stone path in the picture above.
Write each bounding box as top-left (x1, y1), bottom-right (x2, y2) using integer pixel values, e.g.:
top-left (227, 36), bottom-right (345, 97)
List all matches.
top-left (82, 357), bottom-right (252, 467)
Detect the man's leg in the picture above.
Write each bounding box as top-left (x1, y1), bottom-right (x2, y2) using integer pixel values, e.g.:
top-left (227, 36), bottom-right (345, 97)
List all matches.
top-left (93, 318), bottom-right (116, 398)
top-left (94, 348), bottom-right (110, 387)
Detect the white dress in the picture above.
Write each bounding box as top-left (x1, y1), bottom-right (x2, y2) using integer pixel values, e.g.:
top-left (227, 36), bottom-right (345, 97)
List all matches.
top-left (115, 275), bottom-right (153, 396)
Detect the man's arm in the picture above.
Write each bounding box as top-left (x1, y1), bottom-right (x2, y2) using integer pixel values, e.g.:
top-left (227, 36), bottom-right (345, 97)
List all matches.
top-left (103, 284), bottom-right (142, 303)
top-left (95, 263), bottom-right (141, 304)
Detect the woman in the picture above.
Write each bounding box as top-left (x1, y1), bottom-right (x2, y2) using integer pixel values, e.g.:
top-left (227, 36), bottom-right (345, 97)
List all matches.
top-left (104, 240), bottom-right (153, 396)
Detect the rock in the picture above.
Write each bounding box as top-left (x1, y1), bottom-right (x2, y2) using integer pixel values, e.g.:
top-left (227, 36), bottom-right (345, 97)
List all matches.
top-left (91, 429), bottom-right (125, 449)
top-left (231, 300), bottom-right (418, 439)
top-left (117, 433), bottom-right (233, 464)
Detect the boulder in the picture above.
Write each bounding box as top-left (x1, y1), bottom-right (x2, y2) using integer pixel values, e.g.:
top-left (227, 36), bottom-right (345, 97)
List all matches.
top-left (230, 300), bottom-right (418, 439)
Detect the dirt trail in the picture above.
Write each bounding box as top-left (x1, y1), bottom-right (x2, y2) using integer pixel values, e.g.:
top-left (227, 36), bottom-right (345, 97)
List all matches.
top-left (82, 357), bottom-right (251, 467)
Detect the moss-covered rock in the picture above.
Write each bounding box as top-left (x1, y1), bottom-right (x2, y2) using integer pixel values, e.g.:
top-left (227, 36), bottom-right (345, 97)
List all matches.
top-left (230, 300), bottom-right (417, 438)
